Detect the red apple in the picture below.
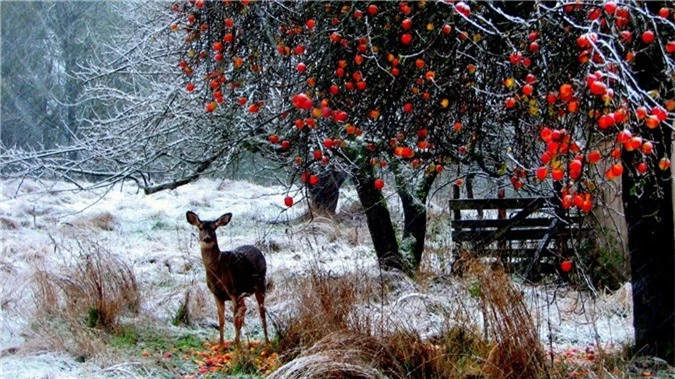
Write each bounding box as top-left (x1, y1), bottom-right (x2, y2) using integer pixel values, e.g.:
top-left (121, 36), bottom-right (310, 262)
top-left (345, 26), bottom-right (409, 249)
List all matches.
top-left (659, 158), bottom-right (671, 171)
top-left (667, 41), bottom-right (675, 54)
top-left (560, 260), bottom-right (573, 273)
top-left (597, 114), bottom-right (615, 129)
top-left (588, 150), bottom-right (601, 163)
top-left (611, 163), bottom-right (624, 176)
top-left (641, 30), bottom-right (655, 44)
top-left (569, 159), bottom-right (582, 172)
top-left (374, 178), bottom-right (384, 190)
top-left (617, 129), bottom-right (632, 144)
top-left (284, 196), bottom-right (294, 207)
top-left (641, 141), bottom-right (654, 155)
top-left (205, 101), bottom-right (217, 112)
top-left (658, 7), bottom-right (670, 18)
top-left (455, 1), bottom-right (471, 17)
top-left (292, 93), bottom-right (313, 110)
top-left (540, 127), bottom-right (553, 142)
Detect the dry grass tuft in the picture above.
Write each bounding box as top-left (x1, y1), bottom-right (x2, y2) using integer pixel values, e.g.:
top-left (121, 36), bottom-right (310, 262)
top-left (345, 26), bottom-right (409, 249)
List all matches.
top-left (172, 284), bottom-right (210, 327)
top-left (27, 237), bottom-right (140, 358)
top-left (270, 331), bottom-right (393, 379)
top-left (274, 264), bottom-right (500, 378)
top-left (70, 211), bottom-right (117, 231)
top-left (465, 259), bottom-right (549, 379)
top-left (0, 216), bottom-right (21, 229)
top-left (276, 268), bottom-right (367, 355)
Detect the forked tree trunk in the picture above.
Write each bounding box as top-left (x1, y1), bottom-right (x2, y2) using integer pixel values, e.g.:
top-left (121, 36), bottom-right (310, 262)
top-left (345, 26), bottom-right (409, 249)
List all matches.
top-left (399, 192), bottom-right (427, 268)
top-left (397, 171), bottom-right (436, 269)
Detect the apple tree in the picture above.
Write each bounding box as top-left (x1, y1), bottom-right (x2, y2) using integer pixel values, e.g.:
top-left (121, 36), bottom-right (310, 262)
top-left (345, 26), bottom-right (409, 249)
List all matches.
top-left (170, 0), bottom-right (673, 362)
top-left (170, 0), bottom-right (525, 272)
top-left (484, 1), bottom-right (674, 362)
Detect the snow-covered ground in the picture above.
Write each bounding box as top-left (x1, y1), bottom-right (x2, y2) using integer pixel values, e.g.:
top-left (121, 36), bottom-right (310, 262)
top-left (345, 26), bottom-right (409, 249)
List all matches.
top-left (0, 177), bottom-right (633, 378)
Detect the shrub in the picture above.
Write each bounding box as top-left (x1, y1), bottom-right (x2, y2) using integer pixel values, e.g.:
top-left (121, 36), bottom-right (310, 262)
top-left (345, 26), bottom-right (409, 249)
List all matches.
top-left (273, 262), bottom-right (541, 378)
top-left (28, 236), bottom-right (140, 357)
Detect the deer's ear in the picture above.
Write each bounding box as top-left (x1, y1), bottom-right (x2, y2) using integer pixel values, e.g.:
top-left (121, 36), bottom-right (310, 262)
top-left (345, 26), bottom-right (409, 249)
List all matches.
top-left (186, 211), bottom-right (201, 226)
top-left (215, 213), bottom-right (232, 228)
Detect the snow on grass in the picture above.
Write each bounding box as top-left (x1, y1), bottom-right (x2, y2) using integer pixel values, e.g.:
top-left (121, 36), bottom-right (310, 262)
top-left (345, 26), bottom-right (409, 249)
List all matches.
top-left (0, 177), bottom-right (634, 377)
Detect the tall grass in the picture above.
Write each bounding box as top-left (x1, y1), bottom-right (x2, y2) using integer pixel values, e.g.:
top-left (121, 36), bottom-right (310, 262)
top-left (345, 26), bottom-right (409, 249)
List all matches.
top-left (271, 257), bottom-right (549, 378)
top-left (27, 236), bottom-right (140, 358)
top-left (467, 260), bottom-right (549, 378)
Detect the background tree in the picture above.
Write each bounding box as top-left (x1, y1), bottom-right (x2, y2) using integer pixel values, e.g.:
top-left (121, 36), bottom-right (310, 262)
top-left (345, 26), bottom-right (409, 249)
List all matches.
top-left (1, 2), bottom-right (120, 150)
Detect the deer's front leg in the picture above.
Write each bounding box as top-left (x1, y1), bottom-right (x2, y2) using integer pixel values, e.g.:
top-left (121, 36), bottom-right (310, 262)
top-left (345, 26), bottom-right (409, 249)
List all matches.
top-left (215, 297), bottom-right (225, 348)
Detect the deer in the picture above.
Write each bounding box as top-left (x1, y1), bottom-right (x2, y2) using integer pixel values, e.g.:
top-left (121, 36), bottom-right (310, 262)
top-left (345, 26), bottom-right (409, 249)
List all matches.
top-left (186, 211), bottom-right (269, 348)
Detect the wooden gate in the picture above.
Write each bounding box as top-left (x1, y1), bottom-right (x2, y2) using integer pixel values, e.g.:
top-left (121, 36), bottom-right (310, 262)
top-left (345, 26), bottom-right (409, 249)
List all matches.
top-left (449, 191), bottom-right (591, 278)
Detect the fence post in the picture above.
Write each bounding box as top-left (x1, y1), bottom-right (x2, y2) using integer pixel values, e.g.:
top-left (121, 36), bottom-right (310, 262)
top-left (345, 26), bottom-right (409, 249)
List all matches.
top-left (452, 183), bottom-right (461, 221)
top-left (467, 174), bottom-right (482, 220)
top-left (497, 188), bottom-right (508, 266)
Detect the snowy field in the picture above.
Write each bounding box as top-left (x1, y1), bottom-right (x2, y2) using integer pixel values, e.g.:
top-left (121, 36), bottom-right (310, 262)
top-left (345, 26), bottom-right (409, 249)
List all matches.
top-left (0, 177), bottom-right (634, 378)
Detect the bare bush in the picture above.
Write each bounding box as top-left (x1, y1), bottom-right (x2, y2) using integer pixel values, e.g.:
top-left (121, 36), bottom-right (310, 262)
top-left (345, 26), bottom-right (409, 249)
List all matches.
top-left (273, 265), bottom-right (499, 378)
top-left (466, 260), bottom-right (549, 379)
top-left (276, 267), bottom-right (366, 355)
top-left (27, 236), bottom-right (140, 357)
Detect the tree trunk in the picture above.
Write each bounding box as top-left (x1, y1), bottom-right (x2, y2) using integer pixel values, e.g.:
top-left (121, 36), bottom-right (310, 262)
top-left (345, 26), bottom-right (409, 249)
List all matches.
top-left (308, 167), bottom-right (347, 215)
top-left (352, 168), bottom-right (409, 273)
top-left (396, 171), bottom-right (436, 269)
top-left (399, 191), bottom-right (427, 269)
top-left (623, 144), bottom-right (674, 364)
top-left (623, 25), bottom-right (674, 364)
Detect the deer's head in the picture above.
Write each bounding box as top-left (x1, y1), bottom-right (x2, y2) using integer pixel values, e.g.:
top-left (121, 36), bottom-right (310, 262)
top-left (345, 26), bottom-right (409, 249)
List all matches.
top-left (186, 211), bottom-right (232, 250)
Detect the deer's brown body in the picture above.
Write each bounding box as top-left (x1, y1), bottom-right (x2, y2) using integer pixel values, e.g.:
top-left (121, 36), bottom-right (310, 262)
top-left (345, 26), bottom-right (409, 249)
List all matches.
top-left (186, 211), bottom-right (269, 348)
